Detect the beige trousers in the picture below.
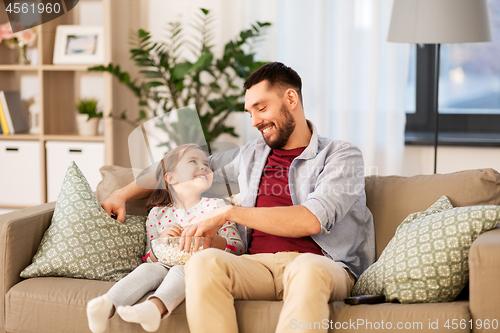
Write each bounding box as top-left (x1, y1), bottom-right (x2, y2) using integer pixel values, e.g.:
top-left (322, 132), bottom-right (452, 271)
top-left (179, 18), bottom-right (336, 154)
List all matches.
top-left (184, 248), bottom-right (355, 333)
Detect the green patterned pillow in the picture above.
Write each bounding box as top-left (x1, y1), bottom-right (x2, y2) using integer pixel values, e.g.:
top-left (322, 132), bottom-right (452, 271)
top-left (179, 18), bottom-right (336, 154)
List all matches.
top-left (20, 162), bottom-right (146, 281)
top-left (352, 195), bottom-right (500, 303)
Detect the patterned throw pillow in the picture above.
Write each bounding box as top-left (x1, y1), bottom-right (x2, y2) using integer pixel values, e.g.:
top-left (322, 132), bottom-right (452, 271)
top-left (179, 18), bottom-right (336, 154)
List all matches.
top-left (20, 162), bottom-right (146, 281)
top-left (352, 195), bottom-right (500, 303)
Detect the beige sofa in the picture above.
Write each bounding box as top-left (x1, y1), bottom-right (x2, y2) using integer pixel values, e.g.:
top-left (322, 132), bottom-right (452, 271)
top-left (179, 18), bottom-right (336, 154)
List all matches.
top-left (1, 168), bottom-right (499, 333)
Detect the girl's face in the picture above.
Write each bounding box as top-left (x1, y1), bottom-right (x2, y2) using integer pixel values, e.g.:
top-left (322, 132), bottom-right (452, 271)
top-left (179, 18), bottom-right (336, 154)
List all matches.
top-left (165, 148), bottom-right (213, 194)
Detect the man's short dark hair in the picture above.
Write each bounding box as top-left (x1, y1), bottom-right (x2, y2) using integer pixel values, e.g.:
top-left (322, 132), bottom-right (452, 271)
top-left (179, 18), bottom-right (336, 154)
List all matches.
top-left (244, 62), bottom-right (303, 105)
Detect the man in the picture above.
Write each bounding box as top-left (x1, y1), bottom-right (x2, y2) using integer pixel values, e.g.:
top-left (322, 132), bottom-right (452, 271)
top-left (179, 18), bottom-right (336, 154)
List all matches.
top-left (102, 62), bottom-right (375, 333)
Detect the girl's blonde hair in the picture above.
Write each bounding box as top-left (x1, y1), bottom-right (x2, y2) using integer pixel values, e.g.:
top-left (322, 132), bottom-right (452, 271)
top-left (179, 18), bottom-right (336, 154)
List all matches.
top-left (146, 143), bottom-right (209, 212)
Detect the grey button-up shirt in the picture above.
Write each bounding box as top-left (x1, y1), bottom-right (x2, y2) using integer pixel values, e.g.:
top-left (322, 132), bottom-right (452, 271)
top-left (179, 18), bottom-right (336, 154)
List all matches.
top-left (210, 120), bottom-right (375, 278)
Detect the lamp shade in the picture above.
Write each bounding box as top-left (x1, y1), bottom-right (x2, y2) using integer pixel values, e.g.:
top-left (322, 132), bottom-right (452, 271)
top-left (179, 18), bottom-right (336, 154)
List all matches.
top-left (388, 0), bottom-right (492, 43)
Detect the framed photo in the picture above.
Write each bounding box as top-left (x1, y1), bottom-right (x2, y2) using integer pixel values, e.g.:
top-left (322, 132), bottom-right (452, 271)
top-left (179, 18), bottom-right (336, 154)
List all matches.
top-left (53, 25), bottom-right (105, 65)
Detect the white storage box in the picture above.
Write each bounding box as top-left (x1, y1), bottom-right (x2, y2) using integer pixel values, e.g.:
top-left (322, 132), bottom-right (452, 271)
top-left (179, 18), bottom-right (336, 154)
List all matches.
top-left (0, 140), bottom-right (43, 206)
top-left (46, 141), bottom-right (105, 202)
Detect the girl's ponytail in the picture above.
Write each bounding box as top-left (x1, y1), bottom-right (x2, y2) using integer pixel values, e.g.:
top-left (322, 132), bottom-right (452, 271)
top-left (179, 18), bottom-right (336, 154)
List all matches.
top-left (145, 159), bottom-right (177, 212)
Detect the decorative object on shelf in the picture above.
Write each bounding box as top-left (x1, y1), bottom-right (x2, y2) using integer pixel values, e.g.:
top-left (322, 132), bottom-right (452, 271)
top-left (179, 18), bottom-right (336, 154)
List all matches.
top-left (0, 23), bottom-right (37, 65)
top-left (28, 96), bottom-right (41, 134)
top-left (89, 8), bottom-right (271, 143)
top-left (388, 0), bottom-right (492, 174)
top-left (75, 97), bottom-right (102, 136)
top-left (53, 25), bottom-right (104, 65)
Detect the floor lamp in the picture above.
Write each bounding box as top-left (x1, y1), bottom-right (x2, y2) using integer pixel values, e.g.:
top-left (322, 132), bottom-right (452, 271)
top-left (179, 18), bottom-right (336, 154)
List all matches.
top-left (387, 0), bottom-right (491, 174)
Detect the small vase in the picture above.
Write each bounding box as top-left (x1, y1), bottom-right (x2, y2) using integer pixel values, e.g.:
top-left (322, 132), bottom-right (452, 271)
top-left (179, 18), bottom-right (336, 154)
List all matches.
top-left (29, 96), bottom-right (41, 134)
top-left (76, 114), bottom-right (99, 136)
top-left (16, 41), bottom-right (30, 65)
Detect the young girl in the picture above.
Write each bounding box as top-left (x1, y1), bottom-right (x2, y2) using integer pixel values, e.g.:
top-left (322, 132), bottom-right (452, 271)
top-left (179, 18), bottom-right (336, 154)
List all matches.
top-left (87, 143), bottom-right (245, 333)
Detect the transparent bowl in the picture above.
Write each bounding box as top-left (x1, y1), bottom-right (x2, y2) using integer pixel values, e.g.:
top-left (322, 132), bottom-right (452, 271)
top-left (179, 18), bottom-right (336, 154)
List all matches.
top-left (151, 237), bottom-right (209, 267)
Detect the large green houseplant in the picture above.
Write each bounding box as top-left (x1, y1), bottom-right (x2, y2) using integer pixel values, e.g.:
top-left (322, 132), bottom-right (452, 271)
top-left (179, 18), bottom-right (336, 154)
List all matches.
top-left (89, 8), bottom-right (270, 143)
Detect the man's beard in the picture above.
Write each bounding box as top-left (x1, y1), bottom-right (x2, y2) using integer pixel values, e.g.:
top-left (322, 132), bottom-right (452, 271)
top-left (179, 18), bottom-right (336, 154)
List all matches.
top-left (262, 104), bottom-right (296, 149)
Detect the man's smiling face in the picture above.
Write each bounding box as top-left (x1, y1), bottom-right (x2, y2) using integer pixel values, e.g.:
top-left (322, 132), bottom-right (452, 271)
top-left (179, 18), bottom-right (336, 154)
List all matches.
top-left (244, 80), bottom-right (296, 149)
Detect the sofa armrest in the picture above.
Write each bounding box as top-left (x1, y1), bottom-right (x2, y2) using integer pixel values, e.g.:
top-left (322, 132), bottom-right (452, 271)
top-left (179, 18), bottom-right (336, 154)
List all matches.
top-left (469, 227), bottom-right (500, 333)
top-left (0, 202), bottom-right (55, 331)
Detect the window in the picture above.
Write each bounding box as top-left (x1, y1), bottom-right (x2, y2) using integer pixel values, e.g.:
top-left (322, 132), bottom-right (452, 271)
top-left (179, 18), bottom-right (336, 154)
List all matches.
top-left (405, 0), bottom-right (500, 146)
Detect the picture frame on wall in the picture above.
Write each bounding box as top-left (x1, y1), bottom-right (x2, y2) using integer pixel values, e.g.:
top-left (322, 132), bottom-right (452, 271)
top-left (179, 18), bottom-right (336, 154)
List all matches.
top-left (53, 25), bottom-right (104, 65)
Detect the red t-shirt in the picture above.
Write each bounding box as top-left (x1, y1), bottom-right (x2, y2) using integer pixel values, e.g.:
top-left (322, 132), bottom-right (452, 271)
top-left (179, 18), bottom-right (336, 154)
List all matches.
top-left (248, 146), bottom-right (323, 255)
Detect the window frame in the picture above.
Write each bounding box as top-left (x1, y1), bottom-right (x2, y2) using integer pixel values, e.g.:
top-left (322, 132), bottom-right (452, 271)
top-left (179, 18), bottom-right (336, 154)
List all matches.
top-left (405, 44), bottom-right (500, 146)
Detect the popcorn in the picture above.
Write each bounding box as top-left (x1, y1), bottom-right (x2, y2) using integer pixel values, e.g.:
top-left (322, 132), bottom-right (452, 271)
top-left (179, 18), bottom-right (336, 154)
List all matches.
top-left (151, 238), bottom-right (204, 267)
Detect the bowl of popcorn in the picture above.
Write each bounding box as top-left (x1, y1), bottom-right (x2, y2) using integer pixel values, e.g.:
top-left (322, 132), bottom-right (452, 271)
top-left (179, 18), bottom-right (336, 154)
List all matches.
top-left (151, 237), bottom-right (209, 267)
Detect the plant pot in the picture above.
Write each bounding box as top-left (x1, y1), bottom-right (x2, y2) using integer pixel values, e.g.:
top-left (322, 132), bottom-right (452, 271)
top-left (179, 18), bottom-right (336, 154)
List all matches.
top-left (76, 114), bottom-right (99, 136)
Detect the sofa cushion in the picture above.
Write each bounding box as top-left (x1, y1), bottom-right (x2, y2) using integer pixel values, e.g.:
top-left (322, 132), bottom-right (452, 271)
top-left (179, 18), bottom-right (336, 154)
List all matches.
top-left (20, 162), bottom-right (146, 281)
top-left (5, 277), bottom-right (470, 333)
top-left (352, 196), bottom-right (500, 303)
top-left (365, 168), bottom-right (500, 258)
top-left (237, 300), bottom-right (471, 332)
top-left (5, 277), bottom-right (190, 333)
top-left (328, 300), bottom-right (470, 332)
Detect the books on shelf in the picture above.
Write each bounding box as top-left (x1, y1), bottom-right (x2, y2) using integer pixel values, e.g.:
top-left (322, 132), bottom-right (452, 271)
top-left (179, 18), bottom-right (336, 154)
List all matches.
top-left (0, 91), bottom-right (30, 135)
top-left (0, 98), bottom-right (8, 135)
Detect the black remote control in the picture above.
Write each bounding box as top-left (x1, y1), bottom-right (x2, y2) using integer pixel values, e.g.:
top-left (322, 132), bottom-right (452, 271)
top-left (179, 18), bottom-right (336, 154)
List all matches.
top-left (344, 295), bottom-right (385, 305)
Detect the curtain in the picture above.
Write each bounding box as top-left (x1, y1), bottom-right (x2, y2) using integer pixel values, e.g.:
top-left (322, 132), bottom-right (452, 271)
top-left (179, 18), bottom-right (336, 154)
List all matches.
top-left (238, 0), bottom-right (410, 176)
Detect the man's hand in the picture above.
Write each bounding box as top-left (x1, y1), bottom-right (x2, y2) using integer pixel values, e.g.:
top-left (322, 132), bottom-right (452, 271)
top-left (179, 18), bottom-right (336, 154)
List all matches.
top-left (159, 223), bottom-right (183, 238)
top-left (180, 205), bottom-right (233, 251)
top-left (100, 181), bottom-right (153, 223)
top-left (100, 189), bottom-right (127, 223)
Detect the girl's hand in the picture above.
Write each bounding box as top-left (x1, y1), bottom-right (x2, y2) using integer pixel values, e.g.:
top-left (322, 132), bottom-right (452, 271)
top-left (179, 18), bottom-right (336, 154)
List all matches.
top-left (159, 223), bottom-right (184, 238)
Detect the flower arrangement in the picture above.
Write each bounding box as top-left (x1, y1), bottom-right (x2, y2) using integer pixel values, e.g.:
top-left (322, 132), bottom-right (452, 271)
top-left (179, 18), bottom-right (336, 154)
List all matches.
top-left (0, 23), bottom-right (37, 64)
top-left (0, 23), bottom-right (37, 46)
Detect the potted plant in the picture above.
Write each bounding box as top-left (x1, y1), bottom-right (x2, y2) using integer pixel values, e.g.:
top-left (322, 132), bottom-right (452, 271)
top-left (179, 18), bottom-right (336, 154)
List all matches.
top-left (89, 8), bottom-right (270, 143)
top-left (75, 98), bottom-right (103, 136)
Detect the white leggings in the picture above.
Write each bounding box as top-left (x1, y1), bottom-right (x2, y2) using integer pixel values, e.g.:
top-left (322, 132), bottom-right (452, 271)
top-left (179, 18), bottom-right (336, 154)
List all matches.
top-left (106, 263), bottom-right (185, 314)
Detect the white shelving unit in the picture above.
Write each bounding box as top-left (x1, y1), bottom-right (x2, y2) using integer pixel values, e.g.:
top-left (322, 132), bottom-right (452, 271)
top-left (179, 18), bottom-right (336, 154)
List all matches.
top-left (0, 0), bottom-right (146, 209)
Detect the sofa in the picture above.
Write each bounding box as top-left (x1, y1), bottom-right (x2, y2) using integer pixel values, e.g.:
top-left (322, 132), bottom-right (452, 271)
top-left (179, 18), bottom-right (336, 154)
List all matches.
top-left (1, 167), bottom-right (499, 333)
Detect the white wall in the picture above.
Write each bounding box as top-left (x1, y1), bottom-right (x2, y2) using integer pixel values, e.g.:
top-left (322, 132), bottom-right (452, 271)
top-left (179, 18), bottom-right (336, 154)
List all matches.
top-left (147, 0), bottom-right (263, 146)
top-left (401, 146), bottom-right (500, 177)
top-left (148, 0), bottom-right (243, 57)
